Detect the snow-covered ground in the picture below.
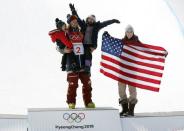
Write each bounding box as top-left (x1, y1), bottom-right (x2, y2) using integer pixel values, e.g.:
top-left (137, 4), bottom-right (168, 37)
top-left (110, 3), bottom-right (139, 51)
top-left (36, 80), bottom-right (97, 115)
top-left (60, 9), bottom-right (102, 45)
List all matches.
top-left (0, 0), bottom-right (184, 114)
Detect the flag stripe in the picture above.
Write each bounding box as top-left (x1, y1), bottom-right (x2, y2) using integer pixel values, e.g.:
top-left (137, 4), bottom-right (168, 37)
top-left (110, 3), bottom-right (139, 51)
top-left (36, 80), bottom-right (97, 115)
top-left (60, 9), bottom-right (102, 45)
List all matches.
top-left (102, 54), bottom-right (163, 77)
top-left (121, 56), bottom-right (164, 70)
top-left (101, 67), bottom-right (160, 87)
top-left (129, 45), bottom-right (166, 56)
top-left (123, 46), bottom-right (165, 62)
top-left (101, 62), bottom-right (161, 84)
top-left (134, 43), bottom-right (166, 51)
top-left (102, 56), bottom-right (162, 77)
top-left (130, 45), bottom-right (167, 54)
top-left (124, 45), bottom-right (166, 59)
top-left (102, 52), bottom-right (164, 72)
top-left (101, 59), bottom-right (162, 80)
top-left (100, 68), bottom-right (160, 92)
top-left (121, 52), bottom-right (165, 66)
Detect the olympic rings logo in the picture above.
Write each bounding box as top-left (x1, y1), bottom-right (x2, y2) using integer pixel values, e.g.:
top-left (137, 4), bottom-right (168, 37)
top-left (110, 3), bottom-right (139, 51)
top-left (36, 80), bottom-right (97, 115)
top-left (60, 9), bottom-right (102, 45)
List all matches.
top-left (69, 35), bottom-right (83, 41)
top-left (63, 113), bottom-right (85, 123)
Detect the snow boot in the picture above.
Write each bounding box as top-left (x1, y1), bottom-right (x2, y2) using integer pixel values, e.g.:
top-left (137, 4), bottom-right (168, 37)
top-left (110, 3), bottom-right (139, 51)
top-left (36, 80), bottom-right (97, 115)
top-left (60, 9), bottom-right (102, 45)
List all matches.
top-left (128, 103), bottom-right (135, 116)
top-left (120, 103), bottom-right (129, 117)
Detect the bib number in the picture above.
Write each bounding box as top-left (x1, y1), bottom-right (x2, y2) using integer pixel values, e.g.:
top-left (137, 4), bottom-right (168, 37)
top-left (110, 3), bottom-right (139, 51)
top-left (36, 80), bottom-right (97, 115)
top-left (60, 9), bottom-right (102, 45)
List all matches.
top-left (73, 43), bottom-right (84, 55)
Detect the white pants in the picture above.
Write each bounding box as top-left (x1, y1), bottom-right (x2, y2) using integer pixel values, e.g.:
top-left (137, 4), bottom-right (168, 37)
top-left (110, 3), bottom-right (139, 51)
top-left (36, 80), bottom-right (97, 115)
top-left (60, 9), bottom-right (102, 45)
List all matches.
top-left (118, 82), bottom-right (137, 104)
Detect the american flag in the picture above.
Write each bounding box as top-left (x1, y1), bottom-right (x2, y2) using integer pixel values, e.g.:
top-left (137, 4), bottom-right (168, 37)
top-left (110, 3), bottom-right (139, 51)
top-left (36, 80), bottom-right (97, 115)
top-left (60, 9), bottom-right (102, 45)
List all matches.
top-left (100, 32), bottom-right (168, 92)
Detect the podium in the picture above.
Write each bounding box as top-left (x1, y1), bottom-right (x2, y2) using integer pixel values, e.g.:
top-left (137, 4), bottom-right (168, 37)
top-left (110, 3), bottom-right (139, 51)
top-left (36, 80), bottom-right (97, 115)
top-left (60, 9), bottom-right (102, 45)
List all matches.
top-left (2, 110), bottom-right (184, 131)
top-left (121, 112), bottom-right (184, 131)
top-left (0, 114), bottom-right (27, 131)
top-left (28, 107), bottom-right (122, 131)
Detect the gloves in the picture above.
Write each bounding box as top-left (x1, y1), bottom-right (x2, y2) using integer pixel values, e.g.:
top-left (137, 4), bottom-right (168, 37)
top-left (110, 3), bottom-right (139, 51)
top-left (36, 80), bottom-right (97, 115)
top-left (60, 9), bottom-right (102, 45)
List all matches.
top-left (55, 18), bottom-right (59, 23)
top-left (113, 19), bottom-right (120, 24)
top-left (103, 31), bottom-right (110, 37)
top-left (165, 51), bottom-right (168, 57)
top-left (69, 3), bottom-right (75, 11)
top-left (56, 46), bottom-right (72, 54)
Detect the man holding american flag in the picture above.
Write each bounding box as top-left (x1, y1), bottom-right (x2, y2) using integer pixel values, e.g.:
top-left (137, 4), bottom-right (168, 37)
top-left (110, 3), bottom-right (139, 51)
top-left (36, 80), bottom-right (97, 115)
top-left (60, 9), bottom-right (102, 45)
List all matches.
top-left (100, 25), bottom-right (168, 117)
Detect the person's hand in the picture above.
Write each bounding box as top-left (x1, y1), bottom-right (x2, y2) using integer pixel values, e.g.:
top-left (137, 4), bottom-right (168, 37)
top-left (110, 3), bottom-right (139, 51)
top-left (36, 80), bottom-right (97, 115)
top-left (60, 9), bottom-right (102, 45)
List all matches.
top-left (165, 51), bottom-right (168, 57)
top-left (64, 47), bottom-right (72, 53)
top-left (90, 47), bottom-right (96, 53)
top-left (56, 46), bottom-right (63, 54)
top-left (113, 19), bottom-right (120, 24)
top-left (69, 3), bottom-right (75, 11)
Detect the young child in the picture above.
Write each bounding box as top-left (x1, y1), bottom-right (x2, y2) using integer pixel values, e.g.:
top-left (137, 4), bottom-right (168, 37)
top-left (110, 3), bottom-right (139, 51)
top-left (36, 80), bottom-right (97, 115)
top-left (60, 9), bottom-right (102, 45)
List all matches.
top-left (49, 18), bottom-right (77, 71)
top-left (49, 18), bottom-right (72, 49)
top-left (49, 17), bottom-right (93, 72)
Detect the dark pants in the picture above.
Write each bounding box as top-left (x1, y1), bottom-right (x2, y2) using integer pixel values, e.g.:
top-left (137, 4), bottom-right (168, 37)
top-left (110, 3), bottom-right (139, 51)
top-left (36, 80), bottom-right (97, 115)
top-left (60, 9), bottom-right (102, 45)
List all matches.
top-left (61, 53), bottom-right (76, 71)
top-left (84, 47), bottom-right (92, 67)
top-left (61, 47), bottom-right (92, 71)
top-left (66, 71), bottom-right (93, 105)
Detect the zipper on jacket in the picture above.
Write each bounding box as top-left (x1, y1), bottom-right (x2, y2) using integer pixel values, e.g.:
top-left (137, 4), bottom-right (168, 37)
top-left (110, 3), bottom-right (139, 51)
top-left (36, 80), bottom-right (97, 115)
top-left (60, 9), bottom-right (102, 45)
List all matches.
top-left (79, 55), bottom-right (82, 68)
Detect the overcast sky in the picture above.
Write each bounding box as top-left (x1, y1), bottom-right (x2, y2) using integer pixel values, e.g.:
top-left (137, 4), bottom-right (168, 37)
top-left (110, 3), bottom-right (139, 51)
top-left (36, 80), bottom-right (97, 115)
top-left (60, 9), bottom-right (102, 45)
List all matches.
top-left (0, 0), bottom-right (184, 115)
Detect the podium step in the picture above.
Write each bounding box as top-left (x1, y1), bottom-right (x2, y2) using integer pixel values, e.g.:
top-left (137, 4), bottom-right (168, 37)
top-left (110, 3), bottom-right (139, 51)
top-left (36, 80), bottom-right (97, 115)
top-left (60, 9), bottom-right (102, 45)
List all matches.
top-left (28, 107), bottom-right (122, 131)
top-left (0, 114), bottom-right (27, 131)
top-left (121, 111), bottom-right (184, 131)
top-left (2, 110), bottom-right (184, 131)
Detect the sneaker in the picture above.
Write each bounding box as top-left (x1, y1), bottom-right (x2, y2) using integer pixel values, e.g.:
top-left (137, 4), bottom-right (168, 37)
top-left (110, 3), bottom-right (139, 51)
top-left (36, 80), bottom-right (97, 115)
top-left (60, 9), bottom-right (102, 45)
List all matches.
top-left (86, 102), bottom-right (95, 108)
top-left (68, 103), bottom-right (75, 109)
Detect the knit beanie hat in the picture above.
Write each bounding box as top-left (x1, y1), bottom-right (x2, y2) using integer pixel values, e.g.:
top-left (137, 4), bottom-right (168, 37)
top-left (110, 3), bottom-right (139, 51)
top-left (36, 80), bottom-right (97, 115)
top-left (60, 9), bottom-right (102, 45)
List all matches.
top-left (86, 15), bottom-right (96, 22)
top-left (125, 25), bottom-right (134, 33)
top-left (55, 18), bottom-right (65, 29)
